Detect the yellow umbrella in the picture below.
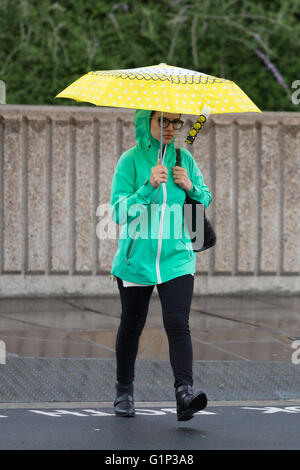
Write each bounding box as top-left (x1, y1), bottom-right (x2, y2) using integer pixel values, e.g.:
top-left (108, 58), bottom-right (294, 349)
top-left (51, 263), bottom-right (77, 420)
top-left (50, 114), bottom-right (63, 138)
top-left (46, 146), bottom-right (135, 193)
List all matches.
top-left (56, 63), bottom-right (261, 149)
top-left (56, 63), bottom-right (261, 115)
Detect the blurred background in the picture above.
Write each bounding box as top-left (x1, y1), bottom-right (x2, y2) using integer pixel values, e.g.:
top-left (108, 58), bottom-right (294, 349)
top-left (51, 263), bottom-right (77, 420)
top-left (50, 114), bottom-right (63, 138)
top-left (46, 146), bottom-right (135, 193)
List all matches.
top-left (0, 0), bottom-right (299, 110)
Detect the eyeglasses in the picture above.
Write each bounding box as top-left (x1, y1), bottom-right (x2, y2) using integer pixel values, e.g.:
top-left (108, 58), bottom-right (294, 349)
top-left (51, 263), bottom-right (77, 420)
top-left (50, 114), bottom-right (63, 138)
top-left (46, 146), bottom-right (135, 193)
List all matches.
top-left (151, 117), bottom-right (184, 130)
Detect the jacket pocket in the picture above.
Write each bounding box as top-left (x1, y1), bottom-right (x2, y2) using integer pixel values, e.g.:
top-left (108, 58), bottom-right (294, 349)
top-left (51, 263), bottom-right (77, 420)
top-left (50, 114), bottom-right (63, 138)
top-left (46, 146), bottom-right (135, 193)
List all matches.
top-left (125, 237), bottom-right (137, 264)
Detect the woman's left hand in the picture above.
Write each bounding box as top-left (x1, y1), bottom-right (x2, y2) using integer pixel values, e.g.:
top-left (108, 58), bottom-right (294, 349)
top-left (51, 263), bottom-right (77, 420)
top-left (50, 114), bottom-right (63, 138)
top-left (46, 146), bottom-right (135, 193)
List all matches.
top-left (171, 166), bottom-right (192, 192)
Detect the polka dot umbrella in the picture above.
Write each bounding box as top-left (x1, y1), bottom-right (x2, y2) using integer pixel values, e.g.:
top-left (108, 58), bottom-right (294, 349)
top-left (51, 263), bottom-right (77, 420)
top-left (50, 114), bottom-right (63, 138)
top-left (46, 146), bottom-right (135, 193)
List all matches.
top-left (56, 63), bottom-right (261, 156)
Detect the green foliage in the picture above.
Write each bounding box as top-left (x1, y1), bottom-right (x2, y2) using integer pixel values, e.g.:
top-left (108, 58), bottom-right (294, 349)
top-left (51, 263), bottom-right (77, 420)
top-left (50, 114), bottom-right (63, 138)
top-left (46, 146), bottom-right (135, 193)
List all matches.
top-left (0, 0), bottom-right (299, 111)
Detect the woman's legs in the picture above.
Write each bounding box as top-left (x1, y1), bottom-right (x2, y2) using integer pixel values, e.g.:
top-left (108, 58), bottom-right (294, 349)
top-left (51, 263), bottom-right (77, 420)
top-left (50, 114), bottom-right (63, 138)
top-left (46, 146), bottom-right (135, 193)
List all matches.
top-left (115, 273), bottom-right (206, 420)
top-left (115, 277), bottom-right (155, 385)
top-left (157, 274), bottom-right (207, 420)
top-left (157, 274), bottom-right (194, 389)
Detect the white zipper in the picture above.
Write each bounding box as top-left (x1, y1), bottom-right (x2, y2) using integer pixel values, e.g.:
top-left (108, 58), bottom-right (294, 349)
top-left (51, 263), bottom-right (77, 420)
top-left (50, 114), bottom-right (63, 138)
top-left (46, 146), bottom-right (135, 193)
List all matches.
top-left (155, 145), bottom-right (167, 284)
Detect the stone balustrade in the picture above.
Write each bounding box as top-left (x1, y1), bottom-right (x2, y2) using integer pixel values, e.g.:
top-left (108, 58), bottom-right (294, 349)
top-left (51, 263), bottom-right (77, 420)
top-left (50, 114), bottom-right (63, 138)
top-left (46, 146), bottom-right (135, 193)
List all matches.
top-left (0, 105), bottom-right (299, 296)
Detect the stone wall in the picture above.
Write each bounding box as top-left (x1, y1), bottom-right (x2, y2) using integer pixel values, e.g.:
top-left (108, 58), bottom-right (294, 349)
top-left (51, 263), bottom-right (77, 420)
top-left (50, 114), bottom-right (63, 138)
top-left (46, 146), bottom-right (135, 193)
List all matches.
top-left (0, 105), bottom-right (300, 296)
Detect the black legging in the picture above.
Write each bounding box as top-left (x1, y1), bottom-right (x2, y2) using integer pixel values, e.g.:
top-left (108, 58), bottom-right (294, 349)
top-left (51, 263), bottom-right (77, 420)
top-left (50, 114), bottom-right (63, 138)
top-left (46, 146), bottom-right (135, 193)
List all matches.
top-left (115, 274), bottom-right (194, 389)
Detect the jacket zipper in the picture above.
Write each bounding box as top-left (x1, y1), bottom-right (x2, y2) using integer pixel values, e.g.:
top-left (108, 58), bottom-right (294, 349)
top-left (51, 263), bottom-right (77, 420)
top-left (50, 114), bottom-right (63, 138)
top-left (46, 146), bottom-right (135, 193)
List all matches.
top-left (156, 145), bottom-right (167, 283)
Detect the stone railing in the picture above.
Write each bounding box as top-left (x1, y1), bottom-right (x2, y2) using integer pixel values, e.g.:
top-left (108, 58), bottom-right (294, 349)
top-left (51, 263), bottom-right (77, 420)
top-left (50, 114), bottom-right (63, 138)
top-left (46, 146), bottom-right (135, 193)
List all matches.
top-left (0, 105), bottom-right (299, 296)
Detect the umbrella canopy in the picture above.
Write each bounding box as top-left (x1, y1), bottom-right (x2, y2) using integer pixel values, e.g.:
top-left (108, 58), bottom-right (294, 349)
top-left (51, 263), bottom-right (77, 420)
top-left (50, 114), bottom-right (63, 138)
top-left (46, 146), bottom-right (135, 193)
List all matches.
top-left (56, 63), bottom-right (261, 116)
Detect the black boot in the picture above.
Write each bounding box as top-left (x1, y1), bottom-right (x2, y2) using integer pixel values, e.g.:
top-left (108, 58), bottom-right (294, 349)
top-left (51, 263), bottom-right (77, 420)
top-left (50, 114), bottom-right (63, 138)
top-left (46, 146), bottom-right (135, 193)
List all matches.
top-left (175, 384), bottom-right (207, 421)
top-left (114, 382), bottom-right (135, 417)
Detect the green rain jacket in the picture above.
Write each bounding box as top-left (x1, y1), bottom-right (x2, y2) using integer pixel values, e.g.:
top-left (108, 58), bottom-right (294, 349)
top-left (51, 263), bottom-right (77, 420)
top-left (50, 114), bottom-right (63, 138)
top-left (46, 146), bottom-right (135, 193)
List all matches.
top-left (110, 109), bottom-right (212, 285)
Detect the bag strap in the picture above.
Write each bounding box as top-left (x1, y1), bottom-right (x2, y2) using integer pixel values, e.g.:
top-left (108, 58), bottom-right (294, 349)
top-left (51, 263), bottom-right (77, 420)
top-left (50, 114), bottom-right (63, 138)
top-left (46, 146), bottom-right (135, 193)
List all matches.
top-left (176, 148), bottom-right (181, 167)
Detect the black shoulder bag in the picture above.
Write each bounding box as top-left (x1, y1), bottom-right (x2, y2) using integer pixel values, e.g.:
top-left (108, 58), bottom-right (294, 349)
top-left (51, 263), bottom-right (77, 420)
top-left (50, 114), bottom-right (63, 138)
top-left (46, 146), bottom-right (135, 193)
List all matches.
top-left (176, 148), bottom-right (216, 252)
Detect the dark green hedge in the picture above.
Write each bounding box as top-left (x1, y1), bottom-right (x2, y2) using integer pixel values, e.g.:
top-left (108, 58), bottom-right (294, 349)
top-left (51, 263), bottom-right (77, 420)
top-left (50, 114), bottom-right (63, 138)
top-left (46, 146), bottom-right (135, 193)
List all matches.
top-left (0, 0), bottom-right (299, 111)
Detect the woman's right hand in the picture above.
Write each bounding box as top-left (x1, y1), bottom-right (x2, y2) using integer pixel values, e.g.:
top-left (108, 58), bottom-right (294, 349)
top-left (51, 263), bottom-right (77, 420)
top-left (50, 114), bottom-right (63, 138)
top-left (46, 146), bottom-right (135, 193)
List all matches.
top-left (150, 157), bottom-right (168, 189)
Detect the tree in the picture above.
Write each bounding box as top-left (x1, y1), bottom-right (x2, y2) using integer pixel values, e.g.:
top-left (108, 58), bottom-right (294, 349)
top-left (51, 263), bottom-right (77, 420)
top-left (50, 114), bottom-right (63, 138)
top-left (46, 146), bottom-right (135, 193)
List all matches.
top-left (0, 0), bottom-right (298, 111)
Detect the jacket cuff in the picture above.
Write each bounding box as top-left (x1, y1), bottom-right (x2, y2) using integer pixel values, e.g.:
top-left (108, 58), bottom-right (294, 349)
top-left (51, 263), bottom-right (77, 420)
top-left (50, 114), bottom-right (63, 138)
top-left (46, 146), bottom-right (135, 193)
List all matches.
top-left (136, 178), bottom-right (155, 203)
top-left (186, 182), bottom-right (196, 198)
top-left (187, 183), bottom-right (206, 205)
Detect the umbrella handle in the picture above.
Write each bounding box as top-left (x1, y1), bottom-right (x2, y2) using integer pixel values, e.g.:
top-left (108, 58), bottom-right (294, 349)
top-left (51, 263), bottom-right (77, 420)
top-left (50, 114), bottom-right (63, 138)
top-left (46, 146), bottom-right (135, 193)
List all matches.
top-left (160, 112), bottom-right (163, 162)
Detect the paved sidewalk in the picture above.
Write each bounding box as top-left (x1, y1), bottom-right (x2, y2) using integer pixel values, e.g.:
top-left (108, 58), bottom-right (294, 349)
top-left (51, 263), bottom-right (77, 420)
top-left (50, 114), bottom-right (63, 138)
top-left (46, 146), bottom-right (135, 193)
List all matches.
top-left (1, 292), bottom-right (300, 402)
top-left (1, 292), bottom-right (299, 362)
top-left (1, 292), bottom-right (300, 450)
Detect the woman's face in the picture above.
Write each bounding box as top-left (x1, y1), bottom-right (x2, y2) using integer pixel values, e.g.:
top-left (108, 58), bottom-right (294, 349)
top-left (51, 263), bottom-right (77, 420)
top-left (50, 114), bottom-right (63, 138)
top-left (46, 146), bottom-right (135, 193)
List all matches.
top-left (150, 111), bottom-right (182, 145)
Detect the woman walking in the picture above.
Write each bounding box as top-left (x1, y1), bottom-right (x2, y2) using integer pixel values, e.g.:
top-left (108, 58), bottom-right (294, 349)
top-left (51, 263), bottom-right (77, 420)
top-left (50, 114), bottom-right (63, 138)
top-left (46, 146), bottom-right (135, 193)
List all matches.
top-left (110, 109), bottom-right (212, 421)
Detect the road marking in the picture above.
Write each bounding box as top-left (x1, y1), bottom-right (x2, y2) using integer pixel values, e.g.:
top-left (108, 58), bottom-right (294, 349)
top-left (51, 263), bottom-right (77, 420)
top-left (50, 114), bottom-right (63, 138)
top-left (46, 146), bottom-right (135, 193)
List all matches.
top-left (1, 400), bottom-right (300, 409)
top-left (1, 405), bottom-right (300, 419)
top-left (242, 406), bottom-right (300, 414)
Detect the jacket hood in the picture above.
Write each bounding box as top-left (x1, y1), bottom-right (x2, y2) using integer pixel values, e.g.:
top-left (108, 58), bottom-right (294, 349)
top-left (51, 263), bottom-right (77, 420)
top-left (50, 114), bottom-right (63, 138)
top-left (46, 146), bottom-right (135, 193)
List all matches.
top-left (134, 109), bottom-right (176, 156)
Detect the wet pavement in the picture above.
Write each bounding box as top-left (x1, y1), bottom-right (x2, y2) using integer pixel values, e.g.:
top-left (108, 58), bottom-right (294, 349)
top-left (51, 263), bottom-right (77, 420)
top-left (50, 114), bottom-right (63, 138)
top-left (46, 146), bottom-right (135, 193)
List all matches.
top-left (1, 292), bottom-right (300, 450)
top-left (0, 293), bottom-right (300, 362)
top-left (1, 403), bottom-right (300, 450)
